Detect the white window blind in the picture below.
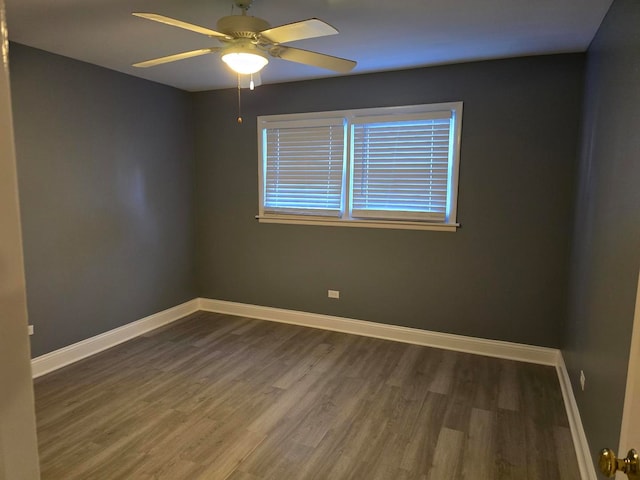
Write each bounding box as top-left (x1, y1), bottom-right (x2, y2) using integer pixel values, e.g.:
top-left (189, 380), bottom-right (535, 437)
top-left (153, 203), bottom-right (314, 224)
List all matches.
top-left (263, 119), bottom-right (346, 216)
top-left (351, 111), bottom-right (453, 221)
top-left (257, 103), bottom-right (462, 230)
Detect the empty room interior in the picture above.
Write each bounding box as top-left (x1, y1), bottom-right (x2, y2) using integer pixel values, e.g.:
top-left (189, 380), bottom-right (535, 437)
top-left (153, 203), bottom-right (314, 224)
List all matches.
top-left (1, 0), bottom-right (639, 478)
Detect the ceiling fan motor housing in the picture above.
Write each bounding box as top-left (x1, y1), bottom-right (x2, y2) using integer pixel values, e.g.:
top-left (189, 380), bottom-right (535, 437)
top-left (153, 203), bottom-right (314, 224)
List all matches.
top-left (217, 15), bottom-right (270, 38)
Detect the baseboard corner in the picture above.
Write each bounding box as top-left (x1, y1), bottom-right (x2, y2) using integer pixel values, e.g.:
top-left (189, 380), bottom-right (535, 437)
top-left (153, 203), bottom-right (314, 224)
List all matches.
top-left (31, 298), bottom-right (200, 378)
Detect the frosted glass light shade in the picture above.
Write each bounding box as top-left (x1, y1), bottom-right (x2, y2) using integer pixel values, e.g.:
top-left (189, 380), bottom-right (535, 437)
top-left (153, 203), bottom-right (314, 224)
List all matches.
top-left (221, 51), bottom-right (268, 74)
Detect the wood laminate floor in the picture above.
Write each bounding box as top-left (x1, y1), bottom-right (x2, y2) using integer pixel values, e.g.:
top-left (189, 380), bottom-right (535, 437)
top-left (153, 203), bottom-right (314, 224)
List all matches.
top-left (34, 311), bottom-right (581, 479)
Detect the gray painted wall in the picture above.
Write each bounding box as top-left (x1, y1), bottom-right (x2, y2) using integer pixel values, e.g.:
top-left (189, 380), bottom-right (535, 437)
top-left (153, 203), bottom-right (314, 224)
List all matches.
top-left (564, 0), bottom-right (640, 468)
top-left (193, 55), bottom-right (584, 348)
top-left (10, 44), bottom-right (197, 357)
top-left (0, 14), bottom-right (39, 479)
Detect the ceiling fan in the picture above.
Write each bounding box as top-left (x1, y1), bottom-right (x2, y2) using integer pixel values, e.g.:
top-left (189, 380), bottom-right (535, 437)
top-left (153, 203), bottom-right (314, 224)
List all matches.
top-left (132, 0), bottom-right (357, 81)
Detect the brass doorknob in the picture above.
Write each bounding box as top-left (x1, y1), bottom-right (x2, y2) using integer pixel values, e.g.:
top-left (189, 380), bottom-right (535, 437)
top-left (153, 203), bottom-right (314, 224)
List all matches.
top-left (599, 448), bottom-right (640, 479)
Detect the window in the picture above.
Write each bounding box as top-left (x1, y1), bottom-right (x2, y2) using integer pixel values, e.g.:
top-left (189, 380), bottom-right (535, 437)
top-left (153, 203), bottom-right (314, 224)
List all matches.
top-left (262, 118), bottom-right (346, 217)
top-left (257, 102), bottom-right (462, 231)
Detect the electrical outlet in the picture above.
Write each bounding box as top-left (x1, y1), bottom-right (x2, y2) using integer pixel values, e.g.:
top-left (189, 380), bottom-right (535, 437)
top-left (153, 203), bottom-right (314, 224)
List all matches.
top-left (328, 289), bottom-right (340, 299)
top-left (28, 325), bottom-right (34, 336)
top-left (580, 370), bottom-right (586, 391)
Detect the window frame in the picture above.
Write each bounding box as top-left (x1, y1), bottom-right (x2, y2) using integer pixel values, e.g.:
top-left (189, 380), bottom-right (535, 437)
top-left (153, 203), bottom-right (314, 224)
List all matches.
top-left (257, 102), bottom-right (463, 232)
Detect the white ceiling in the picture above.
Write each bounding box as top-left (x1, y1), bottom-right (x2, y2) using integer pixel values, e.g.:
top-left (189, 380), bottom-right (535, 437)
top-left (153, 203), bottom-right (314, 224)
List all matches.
top-left (5, 0), bottom-right (613, 92)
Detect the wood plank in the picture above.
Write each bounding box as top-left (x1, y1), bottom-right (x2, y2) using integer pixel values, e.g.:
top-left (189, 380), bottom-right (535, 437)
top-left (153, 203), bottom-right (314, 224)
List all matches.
top-left (192, 429), bottom-right (266, 480)
top-left (426, 427), bottom-right (465, 480)
top-left (461, 408), bottom-right (496, 479)
top-left (400, 391), bottom-right (449, 476)
top-left (427, 349), bottom-right (456, 395)
top-left (554, 426), bottom-right (582, 480)
top-left (498, 359), bottom-right (520, 411)
top-left (495, 408), bottom-right (528, 479)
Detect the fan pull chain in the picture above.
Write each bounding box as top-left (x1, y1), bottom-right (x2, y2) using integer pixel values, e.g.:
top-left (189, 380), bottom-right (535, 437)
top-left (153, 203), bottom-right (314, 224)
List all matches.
top-left (237, 74), bottom-right (243, 124)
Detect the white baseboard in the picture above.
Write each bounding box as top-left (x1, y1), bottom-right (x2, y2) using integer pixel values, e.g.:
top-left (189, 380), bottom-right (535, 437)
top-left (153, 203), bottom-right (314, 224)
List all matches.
top-left (198, 298), bottom-right (560, 366)
top-left (31, 299), bottom-right (200, 378)
top-left (30, 296), bottom-right (594, 480)
top-left (556, 355), bottom-right (597, 480)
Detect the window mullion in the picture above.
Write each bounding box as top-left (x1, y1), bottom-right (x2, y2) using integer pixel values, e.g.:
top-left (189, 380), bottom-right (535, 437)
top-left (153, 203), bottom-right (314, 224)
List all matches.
top-left (345, 119), bottom-right (353, 219)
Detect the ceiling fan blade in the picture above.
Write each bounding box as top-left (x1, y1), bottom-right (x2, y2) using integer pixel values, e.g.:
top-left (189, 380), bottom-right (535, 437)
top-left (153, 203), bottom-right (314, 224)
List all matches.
top-left (132, 13), bottom-right (228, 38)
top-left (260, 18), bottom-right (338, 44)
top-left (133, 48), bottom-right (219, 68)
top-left (274, 46), bottom-right (356, 73)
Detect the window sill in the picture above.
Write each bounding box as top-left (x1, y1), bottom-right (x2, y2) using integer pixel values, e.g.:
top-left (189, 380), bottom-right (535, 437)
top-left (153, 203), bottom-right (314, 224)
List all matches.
top-left (255, 215), bottom-right (459, 232)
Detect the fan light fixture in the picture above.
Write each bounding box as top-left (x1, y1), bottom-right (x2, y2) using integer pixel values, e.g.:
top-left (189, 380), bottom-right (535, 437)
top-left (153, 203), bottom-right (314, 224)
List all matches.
top-left (221, 49), bottom-right (268, 74)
